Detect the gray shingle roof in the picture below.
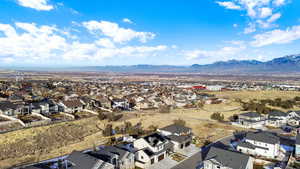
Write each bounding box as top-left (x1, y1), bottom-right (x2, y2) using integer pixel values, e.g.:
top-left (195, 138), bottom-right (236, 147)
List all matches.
top-left (239, 112), bottom-right (261, 118)
top-left (246, 131), bottom-right (280, 144)
top-left (269, 111), bottom-right (287, 117)
top-left (167, 134), bottom-right (192, 143)
top-left (102, 146), bottom-right (129, 160)
top-left (204, 147), bottom-right (250, 169)
top-left (160, 124), bottom-right (191, 134)
top-left (66, 151), bottom-right (106, 169)
top-left (0, 101), bottom-right (20, 111)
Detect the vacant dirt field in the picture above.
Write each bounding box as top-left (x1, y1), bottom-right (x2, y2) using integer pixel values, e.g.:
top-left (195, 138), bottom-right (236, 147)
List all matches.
top-left (0, 117), bottom-right (106, 169)
top-left (209, 90), bottom-right (300, 101)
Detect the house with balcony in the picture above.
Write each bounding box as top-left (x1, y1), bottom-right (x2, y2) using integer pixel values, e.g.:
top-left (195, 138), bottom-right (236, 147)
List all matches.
top-left (237, 131), bottom-right (280, 159)
top-left (133, 133), bottom-right (172, 168)
top-left (87, 145), bottom-right (135, 169)
top-left (266, 111), bottom-right (288, 127)
top-left (157, 124), bottom-right (193, 152)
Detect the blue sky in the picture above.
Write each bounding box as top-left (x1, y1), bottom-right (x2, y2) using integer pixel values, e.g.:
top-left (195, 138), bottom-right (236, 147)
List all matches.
top-left (0, 0), bottom-right (300, 67)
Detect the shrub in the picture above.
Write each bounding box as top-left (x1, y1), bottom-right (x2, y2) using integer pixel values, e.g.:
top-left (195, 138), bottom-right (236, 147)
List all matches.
top-left (103, 124), bottom-right (113, 136)
top-left (210, 112), bottom-right (224, 121)
top-left (158, 105), bottom-right (171, 113)
top-left (173, 119), bottom-right (186, 126)
top-left (98, 112), bottom-right (107, 120)
top-left (294, 96), bottom-right (300, 101)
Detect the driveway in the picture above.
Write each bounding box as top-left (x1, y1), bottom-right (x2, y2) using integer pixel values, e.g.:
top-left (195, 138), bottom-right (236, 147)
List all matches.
top-left (148, 157), bottom-right (178, 169)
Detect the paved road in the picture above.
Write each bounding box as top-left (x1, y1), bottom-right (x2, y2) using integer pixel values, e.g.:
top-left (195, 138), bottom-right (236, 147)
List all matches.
top-left (171, 151), bottom-right (202, 169)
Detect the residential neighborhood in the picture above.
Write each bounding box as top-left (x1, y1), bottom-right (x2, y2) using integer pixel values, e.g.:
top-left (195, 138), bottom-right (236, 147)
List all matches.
top-left (1, 78), bottom-right (300, 169)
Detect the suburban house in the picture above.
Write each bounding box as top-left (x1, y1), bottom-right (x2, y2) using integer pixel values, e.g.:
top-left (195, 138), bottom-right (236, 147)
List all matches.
top-left (0, 101), bottom-right (24, 117)
top-left (287, 111), bottom-right (300, 126)
top-left (295, 134), bottom-right (300, 159)
top-left (238, 112), bottom-right (265, 127)
top-left (31, 100), bottom-right (58, 114)
top-left (111, 98), bottom-right (130, 110)
top-left (133, 133), bottom-right (172, 168)
top-left (66, 151), bottom-right (114, 169)
top-left (203, 147), bottom-right (253, 169)
top-left (266, 111), bottom-right (288, 127)
top-left (87, 145), bottom-right (135, 169)
top-left (288, 111), bottom-right (300, 118)
top-left (80, 97), bottom-right (101, 109)
top-left (237, 131), bottom-right (280, 159)
top-left (97, 96), bottom-right (111, 109)
top-left (59, 99), bottom-right (85, 114)
top-left (157, 124), bottom-right (193, 152)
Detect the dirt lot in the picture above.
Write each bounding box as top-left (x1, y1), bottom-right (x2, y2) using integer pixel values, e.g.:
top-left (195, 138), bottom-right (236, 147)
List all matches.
top-left (0, 117), bottom-right (106, 169)
top-left (209, 90), bottom-right (300, 101)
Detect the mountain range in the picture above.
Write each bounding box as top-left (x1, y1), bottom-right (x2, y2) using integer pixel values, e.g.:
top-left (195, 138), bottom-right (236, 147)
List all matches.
top-left (79, 54), bottom-right (300, 74)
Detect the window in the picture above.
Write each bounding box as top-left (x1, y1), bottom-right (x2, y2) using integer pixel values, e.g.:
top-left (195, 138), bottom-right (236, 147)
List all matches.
top-left (151, 158), bottom-right (155, 164)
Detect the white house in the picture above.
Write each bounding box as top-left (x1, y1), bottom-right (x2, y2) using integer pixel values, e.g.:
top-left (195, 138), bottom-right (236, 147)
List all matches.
top-left (111, 98), bottom-right (130, 110)
top-left (133, 133), bottom-right (172, 168)
top-left (266, 111), bottom-right (288, 127)
top-left (59, 99), bottom-right (85, 114)
top-left (157, 124), bottom-right (192, 152)
top-left (237, 131), bottom-right (280, 159)
top-left (203, 147), bottom-right (253, 169)
top-left (237, 112), bottom-right (265, 128)
top-left (287, 111), bottom-right (300, 126)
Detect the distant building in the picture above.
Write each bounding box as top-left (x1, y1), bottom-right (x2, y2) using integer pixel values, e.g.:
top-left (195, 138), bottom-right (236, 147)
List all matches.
top-left (59, 99), bottom-right (85, 114)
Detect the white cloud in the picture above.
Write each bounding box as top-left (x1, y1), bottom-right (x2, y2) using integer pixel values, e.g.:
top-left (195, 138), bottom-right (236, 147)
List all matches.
top-left (216, 1), bottom-right (241, 9)
top-left (83, 21), bottom-right (155, 43)
top-left (62, 44), bottom-right (167, 61)
top-left (185, 43), bottom-right (246, 60)
top-left (273, 0), bottom-right (286, 6)
top-left (244, 22), bottom-right (256, 34)
top-left (171, 45), bottom-right (178, 49)
top-left (0, 22), bottom-right (166, 65)
top-left (216, 0), bottom-right (289, 32)
top-left (95, 38), bottom-right (115, 48)
top-left (123, 18), bottom-right (134, 24)
top-left (251, 25), bottom-right (300, 47)
top-left (2, 57), bottom-right (15, 64)
top-left (259, 7), bottom-right (272, 18)
top-left (267, 13), bottom-right (281, 23)
top-left (16, 0), bottom-right (53, 11)
top-left (233, 24), bottom-right (238, 28)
